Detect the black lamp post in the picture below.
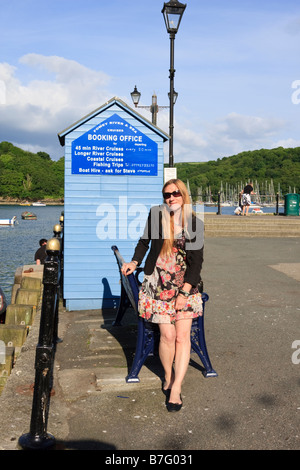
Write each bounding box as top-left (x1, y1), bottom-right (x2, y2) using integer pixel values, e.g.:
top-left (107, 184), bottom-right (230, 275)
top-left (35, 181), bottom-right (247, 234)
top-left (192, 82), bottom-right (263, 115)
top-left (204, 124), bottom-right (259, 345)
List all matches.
top-left (130, 85), bottom-right (177, 126)
top-left (162, 0), bottom-right (186, 167)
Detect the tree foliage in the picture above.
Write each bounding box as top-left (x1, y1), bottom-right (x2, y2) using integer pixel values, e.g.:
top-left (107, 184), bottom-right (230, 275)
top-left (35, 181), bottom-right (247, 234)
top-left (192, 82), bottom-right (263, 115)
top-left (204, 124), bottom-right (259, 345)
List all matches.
top-left (1, 142), bottom-right (299, 202)
top-left (0, 141), bottom-right (64, 200)
top-left (175, 147), bottom-right (300, 201)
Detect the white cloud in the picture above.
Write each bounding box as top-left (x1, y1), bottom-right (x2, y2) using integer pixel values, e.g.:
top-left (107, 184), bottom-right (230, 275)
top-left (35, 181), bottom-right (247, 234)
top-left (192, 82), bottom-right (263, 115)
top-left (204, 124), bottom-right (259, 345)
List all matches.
top-left (19, 54), bottom-right (110, 109)
top-left (167, 112), bottom-right (289, 163)
top-left (220, 113), bottom-right (286, 140)
top-left (0, 54), bottom-right (296, 163)
top-left (173, 126), bottom-right (208, 162)
top-left (273, 137), bottom-right (300, 148)
top-left (0, 54), bottom-right (112, 158)
top-left (199, 113), bottom-right (288, 160)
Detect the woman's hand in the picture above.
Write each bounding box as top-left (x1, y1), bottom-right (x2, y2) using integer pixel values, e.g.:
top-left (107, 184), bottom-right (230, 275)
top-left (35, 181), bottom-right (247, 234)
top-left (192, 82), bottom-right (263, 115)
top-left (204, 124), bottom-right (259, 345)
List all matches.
top-left (121, 261), bottom-right (137, 276)
top-left (175, 294), bottom-right (187, 311)
top-left (175, 283), bottom-right (192, 311)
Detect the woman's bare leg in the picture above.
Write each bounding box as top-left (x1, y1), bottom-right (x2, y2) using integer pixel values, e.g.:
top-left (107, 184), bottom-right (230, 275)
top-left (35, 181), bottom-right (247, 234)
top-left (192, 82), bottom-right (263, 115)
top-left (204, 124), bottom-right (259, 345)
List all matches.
top-left (158, 323), bottom-right (176, 390)
top-left (169, 318), bottom-right (192, 404)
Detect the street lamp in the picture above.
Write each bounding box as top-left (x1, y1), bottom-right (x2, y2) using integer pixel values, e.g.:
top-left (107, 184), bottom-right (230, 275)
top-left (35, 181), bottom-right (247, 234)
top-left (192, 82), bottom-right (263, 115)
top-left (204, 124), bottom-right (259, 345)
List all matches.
top-left (130, 85), bottom-right (176, 126)
top-left (168, 90), bottom-right (178, 104)
top-left (162, 0), bottom-right (186, 167)
top-left (130, 86), bottom-right (141, 107)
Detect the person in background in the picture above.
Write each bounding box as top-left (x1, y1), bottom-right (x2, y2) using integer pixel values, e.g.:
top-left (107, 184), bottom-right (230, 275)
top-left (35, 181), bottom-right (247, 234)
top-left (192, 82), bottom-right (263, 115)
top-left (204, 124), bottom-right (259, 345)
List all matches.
top-left (241, 182), bottom-right (255, 216)
top-left (34, 238), bottom-right (47, 265)
top-left (234, 191), bottom-right (244, 215)
top-left (121, 179), bottom-right (204, 412)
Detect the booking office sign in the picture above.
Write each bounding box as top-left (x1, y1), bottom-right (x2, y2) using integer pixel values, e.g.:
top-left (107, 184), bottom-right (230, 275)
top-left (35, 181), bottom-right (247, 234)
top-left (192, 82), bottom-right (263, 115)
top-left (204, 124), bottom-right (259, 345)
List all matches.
top-left (72, 113), bottom-right (158, 176)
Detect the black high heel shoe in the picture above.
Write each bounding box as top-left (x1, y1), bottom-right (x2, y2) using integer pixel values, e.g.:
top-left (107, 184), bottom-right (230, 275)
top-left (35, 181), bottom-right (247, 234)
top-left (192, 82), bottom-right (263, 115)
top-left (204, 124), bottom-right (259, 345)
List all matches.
top-left (162, 383), bottom-right (171, 399)
top-left (166, 395), bottom-right (182, 412)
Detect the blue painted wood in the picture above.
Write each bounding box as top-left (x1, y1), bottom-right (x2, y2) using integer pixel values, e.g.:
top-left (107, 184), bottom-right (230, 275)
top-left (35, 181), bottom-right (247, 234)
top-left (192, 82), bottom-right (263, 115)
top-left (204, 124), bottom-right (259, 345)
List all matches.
top-left (59, 97), bottom-right (168, 310)
top-left (58, 100), bottom-right (168, 146)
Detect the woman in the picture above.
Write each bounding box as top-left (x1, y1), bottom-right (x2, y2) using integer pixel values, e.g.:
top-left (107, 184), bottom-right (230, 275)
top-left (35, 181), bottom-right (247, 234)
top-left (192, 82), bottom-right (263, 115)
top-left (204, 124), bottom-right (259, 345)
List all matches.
top-left (241, 182), bottom-right (255, 216)
top-left (121, 179), bottom-right (204, 412)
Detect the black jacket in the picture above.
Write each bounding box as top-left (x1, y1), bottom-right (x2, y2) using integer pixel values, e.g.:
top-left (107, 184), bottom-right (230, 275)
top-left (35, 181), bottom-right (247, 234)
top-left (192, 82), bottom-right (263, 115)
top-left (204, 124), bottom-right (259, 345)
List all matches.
top-left (132, 205), bottom-right (204, 287)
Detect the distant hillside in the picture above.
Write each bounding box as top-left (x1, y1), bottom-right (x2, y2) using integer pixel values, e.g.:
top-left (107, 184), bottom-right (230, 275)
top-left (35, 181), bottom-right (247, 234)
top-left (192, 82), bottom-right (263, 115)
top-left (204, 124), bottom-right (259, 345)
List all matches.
top-left (1, 142), bottom-right (299, 202)
top-left (0, 141), bottom-right (64, 200)
top-left (175, 147), bottom-right (300, 201)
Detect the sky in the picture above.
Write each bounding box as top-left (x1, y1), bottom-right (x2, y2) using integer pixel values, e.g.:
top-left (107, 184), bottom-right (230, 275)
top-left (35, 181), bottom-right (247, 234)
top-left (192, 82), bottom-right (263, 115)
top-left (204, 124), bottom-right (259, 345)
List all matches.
top-left (1, 0), bottom-right (300, 163)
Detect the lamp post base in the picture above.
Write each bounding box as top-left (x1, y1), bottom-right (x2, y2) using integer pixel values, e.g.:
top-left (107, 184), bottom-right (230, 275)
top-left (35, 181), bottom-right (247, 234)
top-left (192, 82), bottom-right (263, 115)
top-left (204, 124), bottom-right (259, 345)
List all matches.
top-left (18, 432), bottom-right (56, 450)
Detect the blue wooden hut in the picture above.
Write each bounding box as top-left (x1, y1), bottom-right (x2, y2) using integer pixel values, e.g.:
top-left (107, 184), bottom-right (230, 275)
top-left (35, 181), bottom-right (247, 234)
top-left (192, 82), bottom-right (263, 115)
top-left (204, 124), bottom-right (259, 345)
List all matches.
top-left (58, 97), bottom-right (169, 310)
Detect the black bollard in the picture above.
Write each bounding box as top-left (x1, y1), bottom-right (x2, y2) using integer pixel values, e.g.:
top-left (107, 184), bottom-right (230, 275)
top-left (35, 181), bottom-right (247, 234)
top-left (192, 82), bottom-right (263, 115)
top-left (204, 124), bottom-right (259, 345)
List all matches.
top-left (217, 192), bottom-right (222, 215)
top-left (275, 192), bottom-right (279, 216)
top-left (18, 238), bottom-right (61, 450)
top-left (59, 216), bottom-right (65, 306)
top-left (52, 224), bottom-right (63, 343)
top-left (53, 223), bottom-right (62, 239)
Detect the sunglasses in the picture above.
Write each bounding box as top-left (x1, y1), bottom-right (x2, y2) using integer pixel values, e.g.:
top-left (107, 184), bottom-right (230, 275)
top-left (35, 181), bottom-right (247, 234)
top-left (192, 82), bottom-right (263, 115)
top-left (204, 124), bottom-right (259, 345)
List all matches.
top-left (163, 190), bottom-right (182, 199)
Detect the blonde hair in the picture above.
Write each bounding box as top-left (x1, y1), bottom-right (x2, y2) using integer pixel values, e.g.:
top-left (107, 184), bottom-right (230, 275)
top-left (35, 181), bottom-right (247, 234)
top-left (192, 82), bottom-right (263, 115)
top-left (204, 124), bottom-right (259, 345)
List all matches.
top-left (160, 179), bottom-right (192, 258)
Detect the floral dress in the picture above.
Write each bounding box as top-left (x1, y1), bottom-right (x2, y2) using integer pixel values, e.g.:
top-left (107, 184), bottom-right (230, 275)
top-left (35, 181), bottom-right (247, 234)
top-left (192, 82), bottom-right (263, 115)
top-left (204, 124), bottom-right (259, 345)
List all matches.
top-left (138, 235), bottom-right (203, 324)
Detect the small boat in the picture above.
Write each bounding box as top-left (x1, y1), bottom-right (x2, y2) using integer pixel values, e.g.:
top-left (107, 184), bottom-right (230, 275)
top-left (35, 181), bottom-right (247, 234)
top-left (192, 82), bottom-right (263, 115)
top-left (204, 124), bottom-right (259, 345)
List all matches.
top-left (221, 201), bottom-right (234, 207)
top-left (252, 207), bottom-right (264, 214)
top-left (21, 211), bottom-right (37, 220)
top-left (20, 201), bottom-right (31, 206)
top-left (32, 201), bottom-right (46, 206)
top-left (0, 215), bottom-right (17, 225)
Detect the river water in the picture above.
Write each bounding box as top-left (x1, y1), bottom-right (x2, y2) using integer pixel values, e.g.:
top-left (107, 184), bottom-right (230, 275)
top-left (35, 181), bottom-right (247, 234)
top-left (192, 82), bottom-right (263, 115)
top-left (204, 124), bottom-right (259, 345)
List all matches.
top-left (0, 203), bottom-right (282, 305)
top-left (0, 205), bottom-right (63, 303)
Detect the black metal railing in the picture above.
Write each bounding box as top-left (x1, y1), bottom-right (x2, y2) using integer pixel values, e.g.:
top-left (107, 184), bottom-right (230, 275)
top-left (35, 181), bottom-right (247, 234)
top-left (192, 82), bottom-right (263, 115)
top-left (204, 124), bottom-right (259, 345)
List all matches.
top-left (18, 215), bottom-right (64, 450)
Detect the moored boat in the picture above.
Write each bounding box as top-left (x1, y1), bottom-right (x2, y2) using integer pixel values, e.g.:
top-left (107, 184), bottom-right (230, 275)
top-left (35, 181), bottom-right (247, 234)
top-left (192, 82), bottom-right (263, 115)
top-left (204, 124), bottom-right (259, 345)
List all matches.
top-left (21, 211), bottom-right (37, 220)
top-left (221, 201), bottom-right (234, 207)
top-left (252, 207), bottom-right (264, 214)
top-left (0, 215), bottom-right (17, 225)
top-left (32, 201), bottom-right (46, 206)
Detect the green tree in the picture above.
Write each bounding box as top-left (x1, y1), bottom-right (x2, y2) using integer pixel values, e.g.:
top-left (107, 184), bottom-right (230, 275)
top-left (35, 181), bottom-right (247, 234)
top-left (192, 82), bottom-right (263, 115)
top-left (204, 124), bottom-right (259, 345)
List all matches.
top-left (0, 142), bottom-right (65, 200)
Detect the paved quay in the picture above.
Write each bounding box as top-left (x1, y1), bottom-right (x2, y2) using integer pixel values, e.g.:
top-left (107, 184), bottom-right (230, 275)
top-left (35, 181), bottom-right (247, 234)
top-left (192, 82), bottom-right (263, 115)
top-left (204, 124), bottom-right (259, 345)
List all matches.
top-left (0, 237), bottom-right (299, 451)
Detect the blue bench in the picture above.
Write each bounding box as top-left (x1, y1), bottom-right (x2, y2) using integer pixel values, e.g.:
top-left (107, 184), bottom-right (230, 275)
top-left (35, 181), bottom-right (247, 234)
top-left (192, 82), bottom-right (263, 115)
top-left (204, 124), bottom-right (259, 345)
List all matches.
top-left (111, 245), bottom-right (217, 383)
